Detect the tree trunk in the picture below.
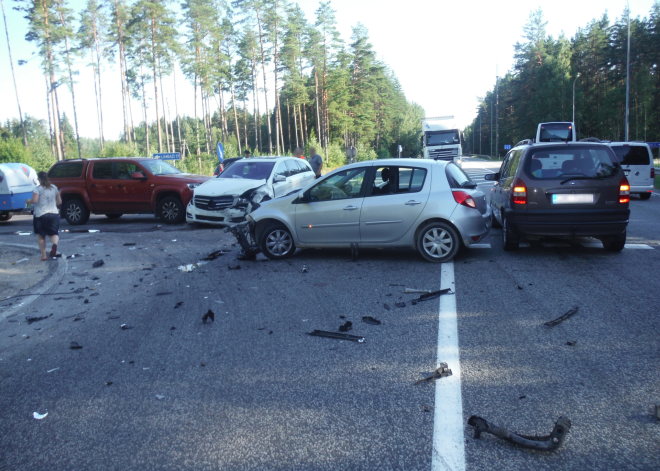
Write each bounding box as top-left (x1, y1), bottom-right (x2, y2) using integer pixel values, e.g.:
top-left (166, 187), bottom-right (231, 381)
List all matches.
top-left (122, 49), bottom-right (135, 143)
top-left (194, 71), bottom-right (200, 155)
top-left (56, 1), bottom-right (83, 159)
top-left (273, 0), bottom-right (280, 155)
top-left (242, 82), bottom-right (248, 150)
top-left (254, 9), bottom-right (272, 153)
top-left (158, 56), bottom-right (170, 152)
top-left (286, 97), bottom-right (291, 151)
top-left (139, 46), bottom-right (149, 155)
top-left (278, 99), bottom-right (285, 153)
top-left (293, 99), bottom-right (299, 148)
top-left (313, 68), bottom-right (321, 143)
top-left (229, 75), bottom-right (242, 154)
top-left (92, 16), bottom-right (104, 150)
top-left (252, 62), bottom-right (260, 152)
top-left (1, 0), bottom-right (27, 146)
top-left (150, 15), bottom-right (162, 153)
top-left (90, 47), bottom-right (104, 151)
top-left (114, 0), bottom-right (130, 144)
top-left (42, 0), bottom-right (63, 160)
top-left (172, 57), bottom-right (183, 157)
top-left (44, 69), bottom-right (55, 157)
top-left (302, 103), bottom-right (308, 145)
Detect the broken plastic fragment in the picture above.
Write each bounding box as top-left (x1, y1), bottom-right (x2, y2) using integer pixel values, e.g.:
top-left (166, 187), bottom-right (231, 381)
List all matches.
top-left (47, 368), bottom-right (60, 373)
top-left (362, 316), bottom-right (382, 325)
top-left (202, 310), bottom-right (215, 324)
top-left (411, 288), bottom-right (453, 305)
top-left (467, 415), bottom-right (571, 451)
top-left (338, 321), bottom-right (352, 332)
top-left (69, 342), bottom-right (82, 350)
top-left (155, 395), bottom-right (165, 400)
top-left (92, 260), bottom-right (104, 268)
top-left (33, 412), bottom-right (48, 420)
top-left (545, 307), bottom-right (579, 327)
top-left (405, 288), bottom-right (432, 294)
top-left (308, 330), bottom-right (365, 342)
top-left (14, 258), bottom-right (29, 264)
top-left (120, 324), bottom-right (133, 330)
top-left (301, 265), bottom-right (307, 273)
top-left (178, 261), bottom-right (208, 272)
top-left (394, 302), bottom-right (406, 308)
top-left (566, 341), bottom-right (577, 346)
top-left (414, 363), bottom-right (452, 385)
top-left (383, 303), bottom-right (391, 310)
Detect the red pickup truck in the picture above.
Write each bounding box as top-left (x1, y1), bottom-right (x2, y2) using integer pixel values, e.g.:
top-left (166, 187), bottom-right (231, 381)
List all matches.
top-left (47, 158), bottom-right (210, 225)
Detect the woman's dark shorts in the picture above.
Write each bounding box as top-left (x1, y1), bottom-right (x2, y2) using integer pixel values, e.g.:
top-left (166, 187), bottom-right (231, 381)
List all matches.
top-left (34, 213), bottom-right (60, 237)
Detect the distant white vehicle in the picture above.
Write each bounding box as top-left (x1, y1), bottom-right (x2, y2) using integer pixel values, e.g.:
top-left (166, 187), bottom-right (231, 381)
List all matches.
top-left (535, 122), bottom-right (577, 143)
top-left (186, 157), bottom-right (316, 226)
top-left (608, 142), bottom-right (655, 200)
top-left (421, 116), bottom-right (462, 167)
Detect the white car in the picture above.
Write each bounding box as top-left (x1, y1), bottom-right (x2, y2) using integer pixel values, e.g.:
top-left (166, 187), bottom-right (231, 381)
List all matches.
top-left (608, 142), bottom-right (655, 200)
top-left (186, 157), bottom-right (316, 225)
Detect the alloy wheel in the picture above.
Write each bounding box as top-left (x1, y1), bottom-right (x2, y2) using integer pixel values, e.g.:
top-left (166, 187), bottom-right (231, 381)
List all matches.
top-left (422, 227), bottom-right (453, 259)
top-left (67, 205), bottom-right (81, 222)
top-left (161, 202), bottom-right (179, 221)
top-left (266, 230), bottom-right (293, 256)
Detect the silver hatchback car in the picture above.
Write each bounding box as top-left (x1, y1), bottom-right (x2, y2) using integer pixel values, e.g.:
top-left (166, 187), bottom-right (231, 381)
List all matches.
top-left (231, 159), bottom-right (491, 263)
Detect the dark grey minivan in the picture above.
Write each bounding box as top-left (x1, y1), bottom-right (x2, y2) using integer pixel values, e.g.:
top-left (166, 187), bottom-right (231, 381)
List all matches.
top-left (485, 142), bottom-right (630, 251)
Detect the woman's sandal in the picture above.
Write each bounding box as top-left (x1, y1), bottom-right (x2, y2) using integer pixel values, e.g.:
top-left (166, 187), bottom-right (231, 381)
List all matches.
top-left (49, 244), bottom-right (58, 257)
top-left (41, 257), bottom-right (48, 261)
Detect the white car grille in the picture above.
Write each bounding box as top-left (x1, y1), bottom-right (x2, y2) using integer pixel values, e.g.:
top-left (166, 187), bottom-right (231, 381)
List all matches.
top-left (194, 195), bottom-right (234, 211)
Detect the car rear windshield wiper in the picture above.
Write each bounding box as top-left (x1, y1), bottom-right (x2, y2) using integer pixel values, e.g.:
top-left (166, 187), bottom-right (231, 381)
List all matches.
top-left (560, 176), bottom-right (605, 185)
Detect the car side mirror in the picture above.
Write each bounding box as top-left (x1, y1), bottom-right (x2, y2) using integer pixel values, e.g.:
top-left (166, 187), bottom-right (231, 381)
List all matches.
top-left (484, 173), bottom-right (499, 181)
top-left (461, 181), bottom-right (478, 189)
top-left (132, 172), bottom-right (147, 180)
top-left (274, 174), bottom-right (287, 183)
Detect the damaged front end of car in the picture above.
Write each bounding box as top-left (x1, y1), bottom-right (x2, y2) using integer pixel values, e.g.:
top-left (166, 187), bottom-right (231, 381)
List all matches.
top-left (224, 186), bottom-right (271, 258)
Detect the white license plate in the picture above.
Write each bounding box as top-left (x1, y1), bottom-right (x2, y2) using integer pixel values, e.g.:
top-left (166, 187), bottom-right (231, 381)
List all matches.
top-left (552, 194), bottom-right (594, 204)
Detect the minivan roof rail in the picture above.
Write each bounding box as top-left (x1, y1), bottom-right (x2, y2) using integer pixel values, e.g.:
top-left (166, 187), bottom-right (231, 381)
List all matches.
top-left (515, 139), bottom-right (533, 147)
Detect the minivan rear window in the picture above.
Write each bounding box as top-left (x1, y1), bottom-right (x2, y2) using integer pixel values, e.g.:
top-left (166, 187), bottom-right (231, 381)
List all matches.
top-left (525, 145), bottom-right (618, 180)
top-left (48, 162), bottom-right (83, 178)
top-left (610, 145), bottom-right (650, 166)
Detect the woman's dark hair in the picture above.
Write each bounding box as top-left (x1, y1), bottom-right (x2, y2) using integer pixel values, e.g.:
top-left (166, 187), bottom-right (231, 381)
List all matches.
top-left (37, 171), bottom-right (52, 189)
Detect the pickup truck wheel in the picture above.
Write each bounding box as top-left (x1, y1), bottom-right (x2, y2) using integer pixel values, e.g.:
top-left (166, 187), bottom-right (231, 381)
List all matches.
top-left (259, 223), bottom-right (296, 260)
top-left (105, 213), bottom-right (123, 219)
top-left (157, 197), bottom-right (185, 224)
top-left (64, 199), bottom-right (90, 225)
top-left (417, 221), bottom-right (460, 263)
top-left (0, 213), bottom-right (12, 222)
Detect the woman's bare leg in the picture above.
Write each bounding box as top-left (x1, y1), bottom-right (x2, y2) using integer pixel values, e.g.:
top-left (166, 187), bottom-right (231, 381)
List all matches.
top-left (48, 234), bottom-right (59, 256)
top-left (37, 235), bottom-right (47, 259)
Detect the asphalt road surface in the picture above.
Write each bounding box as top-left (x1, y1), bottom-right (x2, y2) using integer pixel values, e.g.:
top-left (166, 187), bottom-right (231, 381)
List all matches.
top-left (1, 169), bottom-right (659, 470)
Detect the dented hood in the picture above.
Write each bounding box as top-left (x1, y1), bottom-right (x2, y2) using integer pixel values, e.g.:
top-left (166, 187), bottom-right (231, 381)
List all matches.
top-left (194, 178), bottom-right (268, 197)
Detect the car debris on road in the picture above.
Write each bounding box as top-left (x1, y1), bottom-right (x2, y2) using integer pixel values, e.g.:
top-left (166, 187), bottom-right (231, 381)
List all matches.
top-left (33, 412), bottom-right (48, 420)
top-left (544, 307), bottom-right (579, 327)
top-left (92, 260), bottom-right (104, 268)
top-left (467, 415), bottom-right (571, 451)
top-left (307, 330), bottom-right (365, 342)
top-left (411, 288), bottom-right (453, 305)
top-left (414, 363), bottom-right (452, 385)
top-left (338, 321), bottom-right (352, 332)
top-left (362, 316), bottom-right (382, 325)
top-left (202, 310), bottom-right (215, 324)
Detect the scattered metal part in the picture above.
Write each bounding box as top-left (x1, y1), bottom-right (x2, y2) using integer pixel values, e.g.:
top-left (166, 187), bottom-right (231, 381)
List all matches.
top-left (84, 299), bottom-right (89, 304)
top-left (301, 265), bottom-right (307, 273)
top-left (47, 368), bottom-right (60, 373)
top-left (225, 221), bottom-right (260, 257)
top-left (395, 301), bottom-right (406, 308)
top-left (424, 406), bottom-right (432, 412)
top-left (70, 342), bottom-right (82, 350)
top-left (156, 292), bottom-right (173, 296)
top-left (120, 324), bottom-right (133, 330)
top-left (566, 341), bottom-right (577, 346)
top-left (92, 260), bottom-right (104, 268)
top-left (338, 321), bottom-right (352, 332)
top-left (383, 303), bottom-right (391, 310)
top-left (544, 307), bottom-right (579, 327)
top-left (107, 316), bottom-right (120, 320)
top-left (411, 288), bottom-right (453, 305)
top-left (519, 395), bottom-right (526, 400)
top-left (123, 243), bottom-right (136, 246)
top-left (33, 412), bottom-right (48, 420)
top-left (405, 288), bottom-right (433, 294)
top-left (414, 363), bottom-right (453, 385)
top-left (202, 310), bottom-right (215, 324)
top-left (362, 316), bottom-right (382, 325)
top-left (26, 315), bottom-right (50, 324)
top-left (307, 330), bottom-right (365, 343)
top-left (467, 415), bottom-right (572, 451)
top-left (389, 283), bottom-right (404, 287)
top-left (170, 326), bottom-right (176, 330)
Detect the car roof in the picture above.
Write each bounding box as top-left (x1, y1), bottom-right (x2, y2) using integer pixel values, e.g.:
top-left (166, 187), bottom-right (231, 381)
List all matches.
top-left (608, 141), bottom-right (650, 147)
top-left (341, 158), bottom-right (443, 169)
top-left (516, 141), bottom-right (611, 150)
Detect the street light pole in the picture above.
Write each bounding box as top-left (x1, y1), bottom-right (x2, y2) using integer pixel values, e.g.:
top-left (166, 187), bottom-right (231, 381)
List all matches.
top-left (625, 1), bottom-right (631, 142)
top-left (572, 73), bottom-right (580, 125)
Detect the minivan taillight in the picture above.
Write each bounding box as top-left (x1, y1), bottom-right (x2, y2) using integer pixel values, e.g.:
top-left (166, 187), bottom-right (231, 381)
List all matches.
top-left (619, 176), bottom-right (630, 203)
top-left (512, 178), bottom-right (527, 204)
top-left (651, 168), bottom-right (655, 179)
top-left (452, 190), bottom-right (477, 209)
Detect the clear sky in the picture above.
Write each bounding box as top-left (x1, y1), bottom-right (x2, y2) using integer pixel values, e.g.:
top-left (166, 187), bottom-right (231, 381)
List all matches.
top-left (1, 0), bottom-right (657, 140)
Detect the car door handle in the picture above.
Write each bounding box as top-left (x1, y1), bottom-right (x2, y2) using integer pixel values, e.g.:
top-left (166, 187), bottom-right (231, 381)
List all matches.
top-left (405, 200), bottom-right (421, 206)
top-left (343, 205), bottom-right (358, 211)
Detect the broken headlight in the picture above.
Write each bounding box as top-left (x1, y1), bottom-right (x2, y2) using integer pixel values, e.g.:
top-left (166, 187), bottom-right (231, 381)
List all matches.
top-left (187, 183), bottom-right (200, 190)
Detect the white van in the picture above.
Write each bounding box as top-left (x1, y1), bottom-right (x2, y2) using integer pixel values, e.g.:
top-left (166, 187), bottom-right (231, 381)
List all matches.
top-left (608, 142), bottom-right (655, 200)
top-left (0, 163), bottom-right (38, 221)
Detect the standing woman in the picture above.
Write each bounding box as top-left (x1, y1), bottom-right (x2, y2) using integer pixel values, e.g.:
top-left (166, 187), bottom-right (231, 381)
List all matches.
top-left (26, 171), bottom-right (62, 260)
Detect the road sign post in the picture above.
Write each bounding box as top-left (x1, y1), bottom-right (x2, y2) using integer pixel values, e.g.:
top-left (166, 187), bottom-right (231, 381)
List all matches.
top-left (153, 152), bottom-right (181, 160)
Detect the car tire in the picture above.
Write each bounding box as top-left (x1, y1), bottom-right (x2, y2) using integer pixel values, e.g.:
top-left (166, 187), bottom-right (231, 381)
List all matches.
top-left (105, 213), bottom-right (123, 219)
top-left (417, 221), bottom-right (460, 263)
top-left (602, 231), bottom-right (626, 252)
top-left (502, 217), bottom-right (519, 251)
top-left (64, 199), bottom-right (90, 225)
top-left (639, 193), bottom-right (651, 200)
top-left (0, 212), bottom-right (12, 222)
top-left (259, 223), bottom-right (296, 260)
top-left (490, 204), bottom-right (501, 228)
top-left (157, 196), bottom-right (185, 224)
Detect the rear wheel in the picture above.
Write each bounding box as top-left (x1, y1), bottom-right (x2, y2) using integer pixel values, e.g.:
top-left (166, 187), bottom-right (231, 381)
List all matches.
top-left (602, 231), bottom-right (626, 252)
top-left (639, 193), bottom-right (651, 200)
top-left (157, 196), bottom-right (185, 224)
top-left (64, 199), bottom-right (90, 225)
top-left (259, 223), bottom-right (296, 259)
top-left (416, 221), bottom-right (460, 263)
top-left (502, 217), bottom-right (519, 251)
top-left (105, 213), bottom-right (123, 219)
top-left (0, 212), bottom-right (12, 222)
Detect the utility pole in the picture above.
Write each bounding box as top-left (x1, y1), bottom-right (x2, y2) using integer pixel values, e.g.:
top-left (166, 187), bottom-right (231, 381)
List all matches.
top-left (495, 65), bottom-right (499, 158)
top-left (625, 1), bottom-right (631, 142)
top-left (490, 99), bottom-right (493, 157)
top-left (1, 0), bottom-right (27, 146)
top-left (479, 108), bottom-right (482, 155)
top-left (573, 73), bottom-right (580, 125)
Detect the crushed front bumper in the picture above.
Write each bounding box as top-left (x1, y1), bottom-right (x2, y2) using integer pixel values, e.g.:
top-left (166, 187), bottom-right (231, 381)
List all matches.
top-left (186, 202), bottom-right (247, 226)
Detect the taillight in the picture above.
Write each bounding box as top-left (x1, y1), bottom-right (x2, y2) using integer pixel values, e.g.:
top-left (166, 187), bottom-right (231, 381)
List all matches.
top-left (452, 190), bottom-right (477, 209)
top-left (512, 178), bottom-right (527, 204)
top-left (619, 176), bottom-right (630, 203)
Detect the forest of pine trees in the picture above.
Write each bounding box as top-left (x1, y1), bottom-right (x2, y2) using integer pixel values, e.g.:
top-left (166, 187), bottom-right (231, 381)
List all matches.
top-left (464, 5), bottom-right (660, 159)
top-left (0, 0), bottom-right (424, 173)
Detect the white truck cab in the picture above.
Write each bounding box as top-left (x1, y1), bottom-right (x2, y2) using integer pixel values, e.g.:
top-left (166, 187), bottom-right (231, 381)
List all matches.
top-left (421, 116), bottom-right (462, 167)
top-left (535, 122), bottom-right (576, 143)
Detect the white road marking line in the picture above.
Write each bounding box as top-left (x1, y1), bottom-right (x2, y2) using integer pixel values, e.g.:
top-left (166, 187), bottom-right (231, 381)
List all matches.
top-left (467, 243), bottom-right (491, 249)
top-left (624, 244), bottom-right (653, 249)
top-left (432, 261), bottom-right (466, 471)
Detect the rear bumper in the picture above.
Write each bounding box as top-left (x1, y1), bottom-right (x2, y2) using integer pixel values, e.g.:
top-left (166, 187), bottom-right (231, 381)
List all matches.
top-left (630, 184), bottom-right (654, 194)
top-left (506, 207), bottom-right (629, 237)
top-left (452, 204), bottom-right (491, 245)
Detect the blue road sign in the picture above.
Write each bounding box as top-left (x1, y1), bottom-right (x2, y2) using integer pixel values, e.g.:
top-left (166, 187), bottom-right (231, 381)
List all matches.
top-left (153, 152), bottom-right (180, 160)
top-left (504, 144), bottom-right (512, 150)
top-left (216, 142), bottom-right (224, 162)
top-left (647, 142), bottom-right (660, 148)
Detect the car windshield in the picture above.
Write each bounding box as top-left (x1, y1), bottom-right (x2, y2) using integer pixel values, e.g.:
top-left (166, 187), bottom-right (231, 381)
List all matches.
top-left (610, 145), bottom-right (650, 166)
top-left (219, 161), bottom-right (275, 180)
top-left (539, 123), bottom-right (573, 142)
top-left (142, 160), bottom-right (182, 175)
top-left (525, 145), bottom-right (619, 180)
top-left (426, 131), bottom-right (459, 146)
